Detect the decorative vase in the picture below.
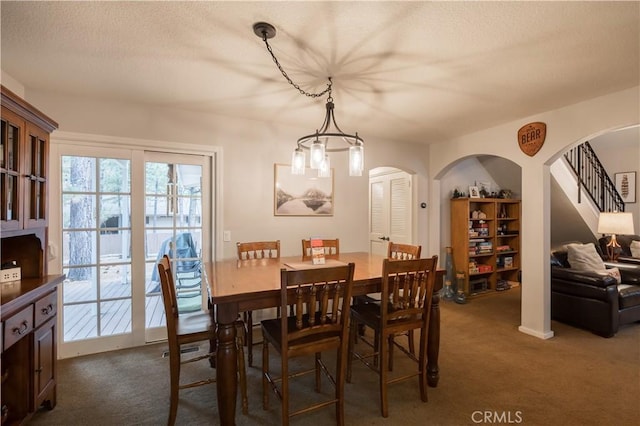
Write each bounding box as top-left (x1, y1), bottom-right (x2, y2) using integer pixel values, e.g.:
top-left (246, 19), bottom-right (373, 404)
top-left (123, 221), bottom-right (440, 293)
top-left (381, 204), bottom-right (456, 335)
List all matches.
top-left (441, 247), bottom-right (455, 301)
top-left (454, 272), bottom-right (467, 304)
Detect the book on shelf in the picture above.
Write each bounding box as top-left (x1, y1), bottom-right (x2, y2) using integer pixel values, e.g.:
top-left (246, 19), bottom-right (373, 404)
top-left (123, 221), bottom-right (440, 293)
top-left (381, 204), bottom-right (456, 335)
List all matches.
top-left (310, 237), bottom-right (325, 265)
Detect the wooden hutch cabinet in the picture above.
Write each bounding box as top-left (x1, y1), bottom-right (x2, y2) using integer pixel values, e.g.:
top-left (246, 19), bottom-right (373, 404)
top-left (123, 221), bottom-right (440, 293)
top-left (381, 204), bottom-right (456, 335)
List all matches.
top-left (1, 85), bottom-right (63, 425)
top-left (1, 89), bottom-right (51, 234)
top-left (450, 197), bottom-right (521, 297)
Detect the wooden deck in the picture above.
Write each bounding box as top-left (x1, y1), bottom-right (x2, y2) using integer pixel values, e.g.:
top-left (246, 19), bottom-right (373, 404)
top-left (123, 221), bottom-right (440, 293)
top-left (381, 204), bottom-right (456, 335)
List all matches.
top-left (62, 280), bottom-right (169, 342)
top-left (62, 263), bottom-right (205, 342)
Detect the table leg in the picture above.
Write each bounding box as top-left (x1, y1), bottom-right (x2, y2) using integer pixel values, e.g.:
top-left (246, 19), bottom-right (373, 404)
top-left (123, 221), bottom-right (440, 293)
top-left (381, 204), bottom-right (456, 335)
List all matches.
top-left (427, 291), bottom-right (440, 387)
top-left (216, 305), bottom-right (238, 425)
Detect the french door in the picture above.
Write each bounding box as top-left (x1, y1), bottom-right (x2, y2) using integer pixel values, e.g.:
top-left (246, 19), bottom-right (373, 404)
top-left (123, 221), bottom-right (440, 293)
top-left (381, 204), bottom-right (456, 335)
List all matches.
top-left (369, 169), bottom-right (413, 256)
top-left (52, 143), bottom-right (212, 358)
top-left (143, 152), bottom-right (210, 342)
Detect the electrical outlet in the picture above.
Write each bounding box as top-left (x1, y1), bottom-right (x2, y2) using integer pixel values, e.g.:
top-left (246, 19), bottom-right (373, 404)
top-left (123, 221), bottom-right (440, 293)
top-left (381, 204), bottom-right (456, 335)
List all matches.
top-left (0, 267), bottom-right (21, 283)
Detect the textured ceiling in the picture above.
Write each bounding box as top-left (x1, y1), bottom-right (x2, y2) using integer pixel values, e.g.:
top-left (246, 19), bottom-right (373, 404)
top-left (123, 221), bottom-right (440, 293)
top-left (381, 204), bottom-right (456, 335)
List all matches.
top-left (1, 1), bottom-right (639, 146)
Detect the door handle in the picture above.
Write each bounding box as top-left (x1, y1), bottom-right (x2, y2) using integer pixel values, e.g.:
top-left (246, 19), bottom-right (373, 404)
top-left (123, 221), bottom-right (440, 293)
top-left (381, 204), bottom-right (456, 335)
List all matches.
top-left (378, 236), bottom-right (389, 241)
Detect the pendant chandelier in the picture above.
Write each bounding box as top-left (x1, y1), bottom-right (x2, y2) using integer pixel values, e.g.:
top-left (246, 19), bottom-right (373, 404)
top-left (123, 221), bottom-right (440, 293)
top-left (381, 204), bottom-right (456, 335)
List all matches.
top-left (253, 22), bottom-right (364, 177)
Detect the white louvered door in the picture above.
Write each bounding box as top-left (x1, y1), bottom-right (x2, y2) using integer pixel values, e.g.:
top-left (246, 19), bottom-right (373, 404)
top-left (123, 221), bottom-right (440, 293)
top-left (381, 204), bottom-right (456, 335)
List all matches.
top-left (369, 170), bottom-right (413, 256)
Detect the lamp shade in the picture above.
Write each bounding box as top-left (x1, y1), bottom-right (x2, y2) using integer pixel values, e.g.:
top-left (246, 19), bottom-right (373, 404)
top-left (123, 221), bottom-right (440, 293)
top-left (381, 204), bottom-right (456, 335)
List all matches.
top-left (597, 212), bottom-right (635, 235)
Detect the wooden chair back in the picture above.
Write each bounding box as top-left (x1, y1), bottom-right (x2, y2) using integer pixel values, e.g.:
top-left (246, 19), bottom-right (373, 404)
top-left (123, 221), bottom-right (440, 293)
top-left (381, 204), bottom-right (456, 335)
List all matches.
top-left (157, 255), bottom-right (180, 345)
top-left (388, 242), bottom-right (421, 260)
top-left (236, 240), bottom-right (280, 366)
top-left (380, 256), bottom-right (437, 329)
top-left (157, 254), bottom-right (249, 422)
top-left (347, 255), bottom-right (438, 417)
top-left (237, 240), bottom-right (280, 260)
top-left (301, 238), bottom-right (340, 260)
top-left (280, 263), bottom-right (355, 351)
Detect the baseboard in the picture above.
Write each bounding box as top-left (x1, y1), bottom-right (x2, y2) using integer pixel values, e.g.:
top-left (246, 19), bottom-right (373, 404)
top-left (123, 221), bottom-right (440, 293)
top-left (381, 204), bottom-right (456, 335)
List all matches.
top-left (518, 325), bottom-right (554, 339)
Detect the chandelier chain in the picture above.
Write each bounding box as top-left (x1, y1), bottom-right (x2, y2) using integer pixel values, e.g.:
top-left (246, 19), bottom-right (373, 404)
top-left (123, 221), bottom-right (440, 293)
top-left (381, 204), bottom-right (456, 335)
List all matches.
top-left (261, 34), bottom-right (331, 99)
top-left (253, 21), bottom-right (363, 176)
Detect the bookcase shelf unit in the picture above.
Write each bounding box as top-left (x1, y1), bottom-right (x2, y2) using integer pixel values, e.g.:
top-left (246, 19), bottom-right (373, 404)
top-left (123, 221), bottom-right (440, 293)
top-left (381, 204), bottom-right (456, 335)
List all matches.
top-left (450, 197), bottom-right (521, 297)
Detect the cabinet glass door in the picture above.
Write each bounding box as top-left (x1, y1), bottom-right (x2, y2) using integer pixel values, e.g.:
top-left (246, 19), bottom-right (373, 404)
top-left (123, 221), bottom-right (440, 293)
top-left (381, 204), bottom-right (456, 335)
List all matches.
top-left (25, 124), bottom-right (49, 227)
top-left (1, 109), bottom-right (23, 230)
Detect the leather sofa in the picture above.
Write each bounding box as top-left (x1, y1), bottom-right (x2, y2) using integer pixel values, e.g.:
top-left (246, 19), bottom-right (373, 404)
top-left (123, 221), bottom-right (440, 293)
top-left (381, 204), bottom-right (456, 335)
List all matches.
top-left (551, 242), bottom-right (640, 337)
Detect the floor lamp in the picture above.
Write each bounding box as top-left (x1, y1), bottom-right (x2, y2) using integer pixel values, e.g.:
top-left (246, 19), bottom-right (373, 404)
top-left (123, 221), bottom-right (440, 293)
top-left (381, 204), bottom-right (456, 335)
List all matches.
top-left (597, 212), bottom-right (635, 261)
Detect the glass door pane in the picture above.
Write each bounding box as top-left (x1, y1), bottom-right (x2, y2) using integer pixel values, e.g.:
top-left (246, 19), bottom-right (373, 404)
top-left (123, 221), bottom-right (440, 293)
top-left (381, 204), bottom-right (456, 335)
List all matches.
top-left (144, 158), bottom-right (204, 333)
top-left (61, 156), bottom-right (132, 342)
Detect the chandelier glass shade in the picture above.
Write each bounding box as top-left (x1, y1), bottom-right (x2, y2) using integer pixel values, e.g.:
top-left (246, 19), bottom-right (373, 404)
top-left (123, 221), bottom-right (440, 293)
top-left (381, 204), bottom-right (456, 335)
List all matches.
top-left (318, 154), bottom-right (331, 178)
top-left (253, 22), bottom-right (364, 177)
top-left (309, 138), bottom-right (325, 170)
top-left (291, 147), bottom-right (305, 175)
top-left (349, 142), bottom-right (364, 177)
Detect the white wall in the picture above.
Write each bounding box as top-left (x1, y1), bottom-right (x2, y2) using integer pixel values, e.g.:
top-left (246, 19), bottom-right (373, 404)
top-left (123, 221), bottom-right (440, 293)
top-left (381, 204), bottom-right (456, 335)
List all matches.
top-left (22, 88), bottom-right (430, 259)
top-left (8, 71), bottom-right (639, 340)
top-left (429, 86), bottom-right (640, 340)
top-left (590, 126), bottom-right (640, 232)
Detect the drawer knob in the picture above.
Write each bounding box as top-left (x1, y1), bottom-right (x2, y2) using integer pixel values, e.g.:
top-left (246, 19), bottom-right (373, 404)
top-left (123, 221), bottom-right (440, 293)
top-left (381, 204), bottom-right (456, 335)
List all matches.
top-left (12, 321), bottom-right (29, 335)
top-left (41, 304), bottom-right (54, 315)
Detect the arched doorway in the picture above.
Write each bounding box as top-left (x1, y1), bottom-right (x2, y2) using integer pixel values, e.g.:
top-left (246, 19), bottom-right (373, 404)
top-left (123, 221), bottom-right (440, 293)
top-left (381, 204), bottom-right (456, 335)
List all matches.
top-left (436, 155), bottom-right (523, 323)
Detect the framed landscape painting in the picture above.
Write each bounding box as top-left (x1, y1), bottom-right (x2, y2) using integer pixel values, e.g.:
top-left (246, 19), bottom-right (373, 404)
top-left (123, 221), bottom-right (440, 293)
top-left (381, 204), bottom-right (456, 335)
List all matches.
top-left (615, 171), bottom-right (636, 203)
top-left (274, 163), bottom-right (334, 216)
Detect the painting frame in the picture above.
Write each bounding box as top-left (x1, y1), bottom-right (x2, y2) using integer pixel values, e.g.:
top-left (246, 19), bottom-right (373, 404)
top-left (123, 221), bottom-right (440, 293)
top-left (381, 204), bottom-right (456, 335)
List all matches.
top-left (468, 186), bottom-right (480, 198)
top-left (614, 171), bottom-right (636, 204)
top-left (274, 163), bottom-right (334, 216)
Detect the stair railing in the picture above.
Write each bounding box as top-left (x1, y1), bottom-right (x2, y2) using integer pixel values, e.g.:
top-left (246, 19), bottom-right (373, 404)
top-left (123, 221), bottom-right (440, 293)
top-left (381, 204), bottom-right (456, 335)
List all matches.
top-left (564, 141), bottom-right (625, 213)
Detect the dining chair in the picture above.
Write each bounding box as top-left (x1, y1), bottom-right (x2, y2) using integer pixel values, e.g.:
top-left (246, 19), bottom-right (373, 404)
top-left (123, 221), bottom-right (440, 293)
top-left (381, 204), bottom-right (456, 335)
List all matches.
top-left (387, 242), bottom-right (422, 354)
top-left (301, 238), bottom-right (340, 260)
top-left (261, 263), bottom-right (355, 426)
top-left (157, 255), bottom-right (248, 425)
top-left (388, 242), bottom-right (421, 260)
top-left (346, 256), bottom-right (438, 418)
top-left (237, 240), bottom-right (281, 366)
top-left (356, 242), bottom-right (423, 356)
top-left (237, 240), bottom-right (281, 260)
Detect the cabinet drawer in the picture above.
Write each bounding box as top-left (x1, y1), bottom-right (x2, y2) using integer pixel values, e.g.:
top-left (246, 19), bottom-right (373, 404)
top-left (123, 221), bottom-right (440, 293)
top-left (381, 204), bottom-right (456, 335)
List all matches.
top-left (3, 305), bottom-right (34, 350)
top-left (35, 290), bottom-right (57, 328)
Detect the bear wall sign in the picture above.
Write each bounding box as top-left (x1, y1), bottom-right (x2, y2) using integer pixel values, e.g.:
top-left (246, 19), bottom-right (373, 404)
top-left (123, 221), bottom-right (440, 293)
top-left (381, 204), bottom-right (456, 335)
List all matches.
top-left (518, 122), bottom-right (546, 156)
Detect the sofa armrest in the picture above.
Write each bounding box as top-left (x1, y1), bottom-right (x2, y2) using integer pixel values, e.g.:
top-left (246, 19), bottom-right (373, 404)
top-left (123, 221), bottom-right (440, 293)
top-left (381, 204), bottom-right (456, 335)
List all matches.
top-left (613, 256), bottom-right (640, 266)
top-left (604, 260), bottom-right (640, 285)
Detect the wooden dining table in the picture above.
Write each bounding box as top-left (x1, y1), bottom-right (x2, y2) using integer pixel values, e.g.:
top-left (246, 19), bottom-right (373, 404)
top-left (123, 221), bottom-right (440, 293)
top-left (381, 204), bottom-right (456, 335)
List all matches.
top-left (205, 251), bottom-right (443, 425)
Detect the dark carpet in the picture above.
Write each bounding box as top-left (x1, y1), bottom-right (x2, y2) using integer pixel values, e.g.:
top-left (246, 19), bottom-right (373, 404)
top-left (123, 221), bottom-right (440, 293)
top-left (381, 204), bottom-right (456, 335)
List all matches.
top-left (29, 287), bottom-right (639, 425)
